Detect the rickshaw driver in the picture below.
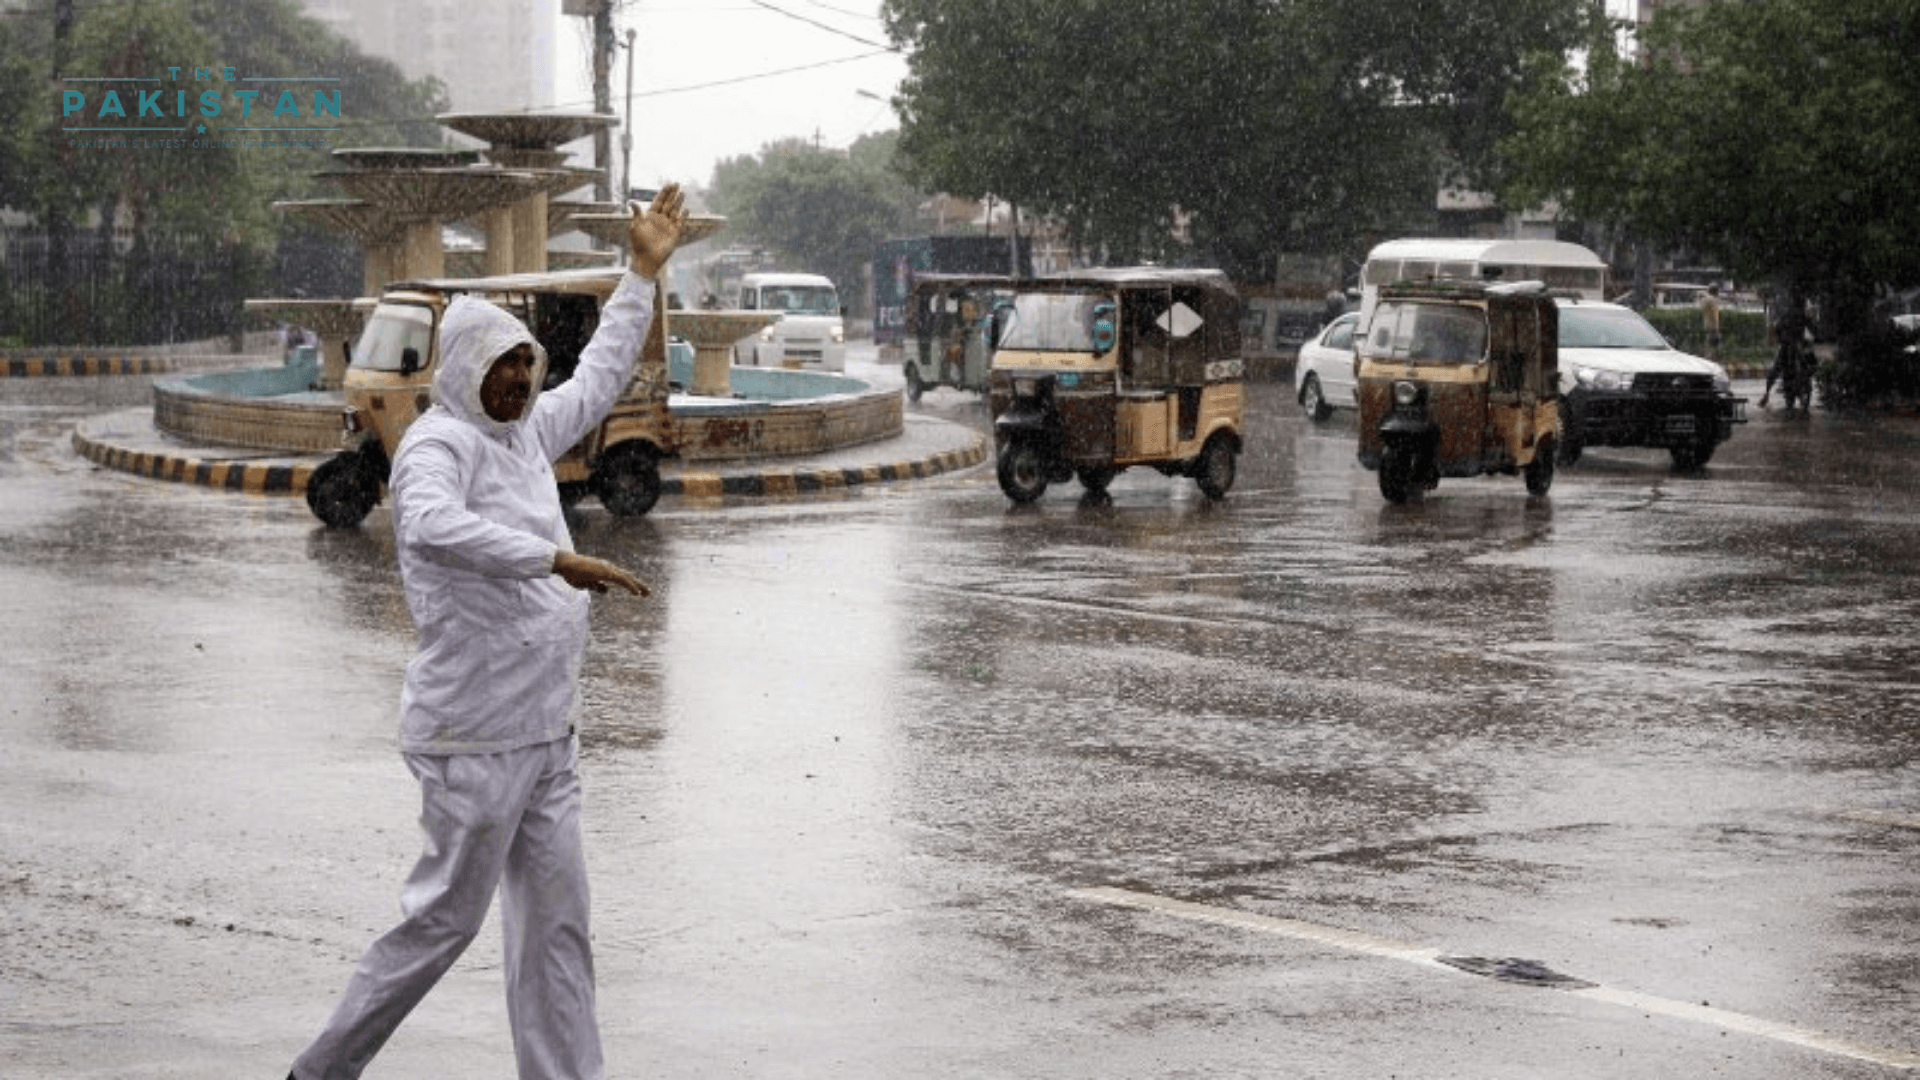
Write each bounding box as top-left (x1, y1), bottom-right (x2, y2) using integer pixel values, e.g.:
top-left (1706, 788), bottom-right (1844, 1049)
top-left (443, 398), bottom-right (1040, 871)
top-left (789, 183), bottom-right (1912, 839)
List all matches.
top-left (287, 185), bottom-right (688, 1080)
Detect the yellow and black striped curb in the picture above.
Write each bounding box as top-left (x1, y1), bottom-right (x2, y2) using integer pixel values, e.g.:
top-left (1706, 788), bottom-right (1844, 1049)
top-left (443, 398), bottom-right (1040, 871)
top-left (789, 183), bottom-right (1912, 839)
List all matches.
top-left (71, 428), bottom-right (316, 495)
top-left (668, 438), bottom-right (988, 499)
top-left (72, 421), bottom-right (989, 502)
top-left (3, 353), bottom-right (194, 378)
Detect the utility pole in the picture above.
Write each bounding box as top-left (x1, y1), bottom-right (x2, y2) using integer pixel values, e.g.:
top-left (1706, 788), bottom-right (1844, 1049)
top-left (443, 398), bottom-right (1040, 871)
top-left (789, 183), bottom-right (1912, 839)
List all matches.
top-left (621, 28), bottom-right (636, 204)
top-left (592, 0), bottom-right (615, 203)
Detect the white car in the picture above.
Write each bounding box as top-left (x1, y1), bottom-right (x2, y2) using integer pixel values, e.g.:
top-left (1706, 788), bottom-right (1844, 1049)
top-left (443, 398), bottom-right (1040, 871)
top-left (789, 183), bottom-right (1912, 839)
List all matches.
top-left (1294, 311), bottom-right (1359, 420)
top-left (1555, 299), bottom-right (1743, 469)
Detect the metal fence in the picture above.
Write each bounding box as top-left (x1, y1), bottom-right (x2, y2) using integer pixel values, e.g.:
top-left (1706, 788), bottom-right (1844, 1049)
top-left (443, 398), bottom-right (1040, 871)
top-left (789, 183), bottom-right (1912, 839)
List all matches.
top-left (0, 230), bottom-right (264, 348)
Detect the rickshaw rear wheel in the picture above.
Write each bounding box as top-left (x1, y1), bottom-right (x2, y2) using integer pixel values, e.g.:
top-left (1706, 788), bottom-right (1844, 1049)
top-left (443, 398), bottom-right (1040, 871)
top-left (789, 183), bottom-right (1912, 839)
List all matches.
top-left (1378, 444), bottom-right (1419, 504)
top-left (306, 452), bottom-right (380, 529)
top-left (595, 442), bottom-right (663, 517)
top-left (1076, 466), bottom-right (1116, 494)
top-left (1194, 434), bottom-right (1237, 499)
top-left (904, 364), bottom-right (924, 403)
top-left (997, 440), bottom-right (1049, 503)
top-left (1299, 374), bottom-right (1333, 421)
top-left (1525, 439), bottom-right (1557, 496)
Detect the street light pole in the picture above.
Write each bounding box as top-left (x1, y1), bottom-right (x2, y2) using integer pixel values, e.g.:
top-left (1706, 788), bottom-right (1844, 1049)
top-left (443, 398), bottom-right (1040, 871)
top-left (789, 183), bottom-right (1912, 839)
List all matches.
top-left (621, 28), bottom-right (636, 204)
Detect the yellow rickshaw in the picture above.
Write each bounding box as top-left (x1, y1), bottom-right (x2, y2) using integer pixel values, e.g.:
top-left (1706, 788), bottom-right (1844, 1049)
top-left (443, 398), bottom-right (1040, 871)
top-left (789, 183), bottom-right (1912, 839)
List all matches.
top-left (1356, 278), bottom-right (1560, 503)
top-left (988, 268), bottom-right (1245, 503)
top-left (305, 267), bottom-right (680, 527)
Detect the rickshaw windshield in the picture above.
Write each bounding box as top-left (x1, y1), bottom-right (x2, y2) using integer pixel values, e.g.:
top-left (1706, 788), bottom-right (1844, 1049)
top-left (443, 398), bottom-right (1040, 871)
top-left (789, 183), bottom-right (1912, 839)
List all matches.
top-left (1366, 301), bottom-right (1488, 365)
top-left (998, 289), bottom-right (1108, 353)
top-left (350, 302), bottom-right (436, 372)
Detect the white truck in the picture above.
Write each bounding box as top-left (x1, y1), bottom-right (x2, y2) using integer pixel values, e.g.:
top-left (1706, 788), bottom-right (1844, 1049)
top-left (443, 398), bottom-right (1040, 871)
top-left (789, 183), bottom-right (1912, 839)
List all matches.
top-left (732, 271), bottom-right (847, 371)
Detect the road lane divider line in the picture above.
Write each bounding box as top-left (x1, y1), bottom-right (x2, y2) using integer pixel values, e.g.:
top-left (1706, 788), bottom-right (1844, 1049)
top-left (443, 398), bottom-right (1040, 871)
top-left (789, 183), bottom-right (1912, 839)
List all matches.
top-left (1068, 885), bottom-right (1920, 1071)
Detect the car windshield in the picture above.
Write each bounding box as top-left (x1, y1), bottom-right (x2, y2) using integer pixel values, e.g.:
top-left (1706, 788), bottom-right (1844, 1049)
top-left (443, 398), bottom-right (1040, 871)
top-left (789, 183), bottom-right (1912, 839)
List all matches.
top-left (998, 289), bottom-right (1108, 352)
top-left (349, 302), bottom-right (435, 372)
top-left (762, 286), bottom-right (838, 315)
top-left (1559, 306), bottom-right (1671, 349)
top-left (1366, 301), bottom-right (1488, 365)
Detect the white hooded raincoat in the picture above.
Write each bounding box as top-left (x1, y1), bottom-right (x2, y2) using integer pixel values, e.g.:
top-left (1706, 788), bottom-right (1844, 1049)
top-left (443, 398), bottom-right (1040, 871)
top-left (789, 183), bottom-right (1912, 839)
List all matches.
top-left (389, 272), bottom-right (655, 754)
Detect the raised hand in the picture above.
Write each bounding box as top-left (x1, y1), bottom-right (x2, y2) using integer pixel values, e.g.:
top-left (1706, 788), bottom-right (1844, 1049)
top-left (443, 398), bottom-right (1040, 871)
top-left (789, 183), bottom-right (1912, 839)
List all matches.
top-left (628, 182), bottom-right (688, 280)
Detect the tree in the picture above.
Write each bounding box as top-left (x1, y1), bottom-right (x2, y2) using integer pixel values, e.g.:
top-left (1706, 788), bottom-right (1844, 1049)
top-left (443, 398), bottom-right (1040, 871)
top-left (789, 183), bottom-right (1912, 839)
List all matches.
top-left (880, 0), bottom-right (1604, 279)
top-left (0, 0), bottom-right (449, 343)
top-left (707, 132), bottom-right (920, 312)
top-left (1502, 0), bottom-right (1920, 321)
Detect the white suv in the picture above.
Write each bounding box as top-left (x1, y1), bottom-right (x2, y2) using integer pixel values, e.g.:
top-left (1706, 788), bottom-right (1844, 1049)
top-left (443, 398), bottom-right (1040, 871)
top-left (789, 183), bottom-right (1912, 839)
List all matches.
top-left (1556, 298), bottom-right (1745, 469)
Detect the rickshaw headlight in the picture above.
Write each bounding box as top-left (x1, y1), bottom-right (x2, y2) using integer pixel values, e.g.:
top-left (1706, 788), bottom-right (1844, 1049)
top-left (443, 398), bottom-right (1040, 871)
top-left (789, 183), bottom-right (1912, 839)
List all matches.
top-left (1392, 380), bottom-right (1420, 407)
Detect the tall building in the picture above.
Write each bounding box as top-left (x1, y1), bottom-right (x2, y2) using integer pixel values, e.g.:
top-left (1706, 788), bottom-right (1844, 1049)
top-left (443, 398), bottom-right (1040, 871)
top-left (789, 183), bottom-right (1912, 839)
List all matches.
top-left (300, 0), bottom-right (557, 115)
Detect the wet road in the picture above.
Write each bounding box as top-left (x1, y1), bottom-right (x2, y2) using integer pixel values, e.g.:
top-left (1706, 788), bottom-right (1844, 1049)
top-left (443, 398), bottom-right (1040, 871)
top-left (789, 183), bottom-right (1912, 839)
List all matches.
top-left (2, 357), bottom-right (1916, 1078)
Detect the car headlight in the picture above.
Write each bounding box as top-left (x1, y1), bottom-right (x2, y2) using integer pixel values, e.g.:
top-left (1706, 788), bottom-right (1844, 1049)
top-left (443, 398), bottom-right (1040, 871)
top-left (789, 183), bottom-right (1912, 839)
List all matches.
top-left (1574, 365), bottom-right (1631, 390)
top-left (1392, 380), bottom-right (1420, 407)
top-left (831, 325), bottom-right (845, 345)
top-left (1710, 365), bottom-right (1730, 393)
top-left (759, 325), bottom-right (776, 342)
top-left (1013, 377), bottom-right (1037, 397)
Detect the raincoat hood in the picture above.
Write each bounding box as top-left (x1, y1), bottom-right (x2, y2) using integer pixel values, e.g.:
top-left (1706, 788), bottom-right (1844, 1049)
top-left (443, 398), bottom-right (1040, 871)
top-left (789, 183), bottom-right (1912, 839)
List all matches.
top-left (431, 295), bottom-right (549, 437)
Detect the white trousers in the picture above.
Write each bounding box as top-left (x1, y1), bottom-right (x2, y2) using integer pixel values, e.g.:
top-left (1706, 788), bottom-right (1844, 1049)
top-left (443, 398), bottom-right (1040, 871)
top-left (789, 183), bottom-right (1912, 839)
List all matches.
top-left (293, 737), bottom-right (603, 1080)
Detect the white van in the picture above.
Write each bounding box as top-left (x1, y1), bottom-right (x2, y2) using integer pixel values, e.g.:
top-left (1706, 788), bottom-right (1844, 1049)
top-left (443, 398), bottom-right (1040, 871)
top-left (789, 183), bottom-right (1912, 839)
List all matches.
top-left (732, 272), bottom-right (847, 371)
top-left (1358, 238), bottom-right (1607, 333)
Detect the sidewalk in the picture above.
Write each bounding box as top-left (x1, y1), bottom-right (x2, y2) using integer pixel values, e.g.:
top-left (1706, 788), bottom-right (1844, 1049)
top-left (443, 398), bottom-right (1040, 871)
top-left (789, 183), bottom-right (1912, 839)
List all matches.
top-left (71, 407), bottom-right (989, 502)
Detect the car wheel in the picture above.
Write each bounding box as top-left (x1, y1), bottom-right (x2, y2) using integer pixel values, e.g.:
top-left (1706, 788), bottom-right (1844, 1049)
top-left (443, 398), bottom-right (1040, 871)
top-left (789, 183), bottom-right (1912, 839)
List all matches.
top-left (1299, 373), bottom-right (1333, 421)
top-left (594, 442), bottom-right (662, 517)
top-left (1525, 439), bottom-right (1556, 496)
top-left (904, 364), bottom-right (924, 403)
top-left (305, 452), bottom-right (379, 529)
top-left (1194, 434), bottom-right (1237, 499)
top-left (1076, 466), bottom-right (1116, 494)
top-left (996, 440), bottom-right (1049, 503)
top-left (1378, 444), bottom-right (1419, 505)
top-left (1669, 435), bottom-right (1716, 472)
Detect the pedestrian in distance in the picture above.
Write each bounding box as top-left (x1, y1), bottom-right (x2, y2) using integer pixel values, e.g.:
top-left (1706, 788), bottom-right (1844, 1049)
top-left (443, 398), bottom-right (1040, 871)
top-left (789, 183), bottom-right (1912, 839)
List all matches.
top-left (1760, 291), bottom-right (1813, 413)
top-left (1699, 284), bottom-right (1723, 361)
top-left (286, 184), bottom-right (689, 1080)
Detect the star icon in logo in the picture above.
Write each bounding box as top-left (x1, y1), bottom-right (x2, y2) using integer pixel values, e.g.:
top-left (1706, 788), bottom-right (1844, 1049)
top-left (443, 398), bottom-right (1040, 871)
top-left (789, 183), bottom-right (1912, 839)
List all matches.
top-left (196, 124), bottom-right (206, 134)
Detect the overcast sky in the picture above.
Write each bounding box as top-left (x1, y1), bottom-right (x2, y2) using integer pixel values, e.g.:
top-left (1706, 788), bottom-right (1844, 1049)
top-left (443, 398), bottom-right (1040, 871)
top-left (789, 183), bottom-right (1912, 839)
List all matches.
top-left (551, 0), bottom-right (909, 193)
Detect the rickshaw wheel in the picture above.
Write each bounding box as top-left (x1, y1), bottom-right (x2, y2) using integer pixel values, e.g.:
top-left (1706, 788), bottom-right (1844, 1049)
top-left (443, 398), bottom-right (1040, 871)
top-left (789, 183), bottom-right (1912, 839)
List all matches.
top-left (1076, 466), bottom-right (1116, 494)
top-left (904, 365), bottom-right (924, 403)
top-left (1195, 435), bottom-right (1237, 499)
top-left (595, 442), bottom-right (662, 517)
top-left (997, 441), bottom-right (1049, 503)
top-left (1525, 440), bottom-right (1556, 496)
top-left (306, 452), bottom-right (379, 529)
top-left (1378, 444), bottom-right (1419, 504)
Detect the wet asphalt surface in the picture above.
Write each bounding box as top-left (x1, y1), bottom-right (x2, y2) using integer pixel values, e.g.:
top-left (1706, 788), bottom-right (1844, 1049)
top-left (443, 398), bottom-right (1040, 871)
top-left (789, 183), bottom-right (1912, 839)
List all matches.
top-left (1, 352), bottom-right (1916, 1079)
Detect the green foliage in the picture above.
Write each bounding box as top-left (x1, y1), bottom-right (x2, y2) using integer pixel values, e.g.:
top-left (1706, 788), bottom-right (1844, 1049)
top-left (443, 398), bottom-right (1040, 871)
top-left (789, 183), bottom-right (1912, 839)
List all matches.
top-left (1642, 306), bottom-right (1770, 365)
top-left (1, 0), bottom-right (449, 342)
top-left (1, 0), bottom-right (449, 247)
top-left (1504, 0), bottom-right (1920, 299)
top-left (707, 132), bottom-right (920, 312)
top-left (881, 0), bottom-right (1604, 275)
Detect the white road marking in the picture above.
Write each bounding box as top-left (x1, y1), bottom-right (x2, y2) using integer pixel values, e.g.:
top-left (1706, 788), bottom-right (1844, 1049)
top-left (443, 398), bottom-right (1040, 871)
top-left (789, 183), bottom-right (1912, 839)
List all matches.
top-left (1069, 885), bottom-right (1920, 1071)
top-left (1837, 808), bottom-right (1920, 831)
